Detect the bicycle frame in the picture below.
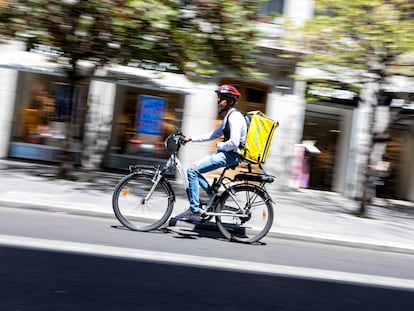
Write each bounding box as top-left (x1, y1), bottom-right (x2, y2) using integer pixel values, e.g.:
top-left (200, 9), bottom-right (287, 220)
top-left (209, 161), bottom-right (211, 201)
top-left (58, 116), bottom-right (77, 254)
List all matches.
top-left (128, 147), bottom-right (187, 202)
top-left (167, 152), bottom-right (189, 190)
top-left (128, 132), bottom-right (274, 218)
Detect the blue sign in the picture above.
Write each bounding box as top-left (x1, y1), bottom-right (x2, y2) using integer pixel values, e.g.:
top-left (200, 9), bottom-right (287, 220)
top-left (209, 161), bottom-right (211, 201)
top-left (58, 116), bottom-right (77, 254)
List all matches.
top-left (136, 95), bottom-right (166, 135)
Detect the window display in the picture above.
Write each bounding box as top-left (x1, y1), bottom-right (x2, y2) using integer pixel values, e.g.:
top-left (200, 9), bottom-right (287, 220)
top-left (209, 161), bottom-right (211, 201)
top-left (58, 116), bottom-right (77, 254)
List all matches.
top-left (10, 71), bottom-right (88, 161)
top-left (108, 84), bottom-right (184, 165)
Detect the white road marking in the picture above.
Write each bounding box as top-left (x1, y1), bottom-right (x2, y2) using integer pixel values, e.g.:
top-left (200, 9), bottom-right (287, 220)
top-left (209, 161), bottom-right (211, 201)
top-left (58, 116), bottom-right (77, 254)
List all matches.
top-left (0, 234), bottom-right (413, 291)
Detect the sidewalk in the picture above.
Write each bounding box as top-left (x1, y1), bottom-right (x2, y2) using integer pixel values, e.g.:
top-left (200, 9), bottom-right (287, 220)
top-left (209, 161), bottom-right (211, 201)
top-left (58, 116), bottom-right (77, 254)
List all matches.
top-left (1, 159), bottom-right (414, 253)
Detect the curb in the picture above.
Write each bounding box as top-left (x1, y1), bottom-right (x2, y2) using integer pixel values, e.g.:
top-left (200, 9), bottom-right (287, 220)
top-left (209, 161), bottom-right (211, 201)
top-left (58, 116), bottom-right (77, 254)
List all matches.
top-left (266, 230), bottom-right (414, 256)
top-left (2, 199), bottom-right (414, 255)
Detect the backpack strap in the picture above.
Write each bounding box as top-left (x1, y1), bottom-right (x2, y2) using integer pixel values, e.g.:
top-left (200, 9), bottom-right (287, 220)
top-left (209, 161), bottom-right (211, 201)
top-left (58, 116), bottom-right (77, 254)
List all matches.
top-left (223, 109), bottom-right (238, 141)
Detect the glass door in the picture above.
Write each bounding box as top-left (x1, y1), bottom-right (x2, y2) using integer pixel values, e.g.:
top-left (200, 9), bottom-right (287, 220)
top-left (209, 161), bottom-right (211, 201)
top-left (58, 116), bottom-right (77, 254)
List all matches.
top-left (301, 112), bottom-right (341, 191)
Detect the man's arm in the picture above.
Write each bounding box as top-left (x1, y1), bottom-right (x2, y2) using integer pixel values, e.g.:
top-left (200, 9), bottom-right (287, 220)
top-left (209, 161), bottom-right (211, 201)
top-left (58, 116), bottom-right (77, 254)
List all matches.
top-left (184, 120), bottom-right (224, 143)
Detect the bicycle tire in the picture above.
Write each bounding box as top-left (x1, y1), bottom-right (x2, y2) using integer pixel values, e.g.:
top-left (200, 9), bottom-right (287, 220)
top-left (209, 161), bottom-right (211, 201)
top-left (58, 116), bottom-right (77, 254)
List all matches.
top-left (215, 184), bottom-right (274, 243)
top-left (112, 171), bottom-right (174, 232)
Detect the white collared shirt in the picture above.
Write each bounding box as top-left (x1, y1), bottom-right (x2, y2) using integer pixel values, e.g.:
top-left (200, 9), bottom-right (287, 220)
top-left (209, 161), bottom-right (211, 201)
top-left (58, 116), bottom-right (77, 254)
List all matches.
top-left (191, 108), bottom-right (247, 153)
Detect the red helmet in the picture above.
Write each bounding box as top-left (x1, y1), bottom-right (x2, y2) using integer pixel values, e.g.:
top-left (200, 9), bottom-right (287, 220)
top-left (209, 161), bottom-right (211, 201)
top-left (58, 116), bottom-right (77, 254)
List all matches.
top-left (215, 84), bottom-right (241, 103)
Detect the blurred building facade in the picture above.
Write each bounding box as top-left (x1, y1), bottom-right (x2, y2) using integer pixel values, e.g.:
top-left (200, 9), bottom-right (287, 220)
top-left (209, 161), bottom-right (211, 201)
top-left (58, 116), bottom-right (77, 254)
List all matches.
top-left (1, 0), bottom-right (413, 202)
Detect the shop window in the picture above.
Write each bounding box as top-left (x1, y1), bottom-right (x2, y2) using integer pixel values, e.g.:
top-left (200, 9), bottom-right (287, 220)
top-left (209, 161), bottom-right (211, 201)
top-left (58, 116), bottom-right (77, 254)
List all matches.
top-left (246, 87), bottom-right (266, 104)
top-left (259, 0), bottom-right (285, 16)
top-left (379, 127), bottom-right (408, 199)
top-left (108, 85), bottom-right (184, 163)
top-left (300, 113), bottom-right (341, 191)
top-left (219, 80), bottom-right (268, 113)
top-left (20, 82), bottom-right (85, 143)
top-left (11, 71), bottom-right (88, 161)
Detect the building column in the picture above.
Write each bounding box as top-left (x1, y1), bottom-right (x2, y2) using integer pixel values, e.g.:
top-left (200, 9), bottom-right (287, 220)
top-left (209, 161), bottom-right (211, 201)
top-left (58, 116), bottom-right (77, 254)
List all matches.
top-left (81, 80), bottom-right (116, 169)
top-left (0, 68), bottom-right (18, 158)
top-left (180, 84), bottom-right (217, 168)
top-left (265, 86), bottom-right (306, 191)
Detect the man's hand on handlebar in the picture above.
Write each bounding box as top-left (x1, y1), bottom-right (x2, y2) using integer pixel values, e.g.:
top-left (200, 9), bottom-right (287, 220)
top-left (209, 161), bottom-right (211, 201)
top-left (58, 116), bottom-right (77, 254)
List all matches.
top-left (181, 136), bottom-right (192, 145)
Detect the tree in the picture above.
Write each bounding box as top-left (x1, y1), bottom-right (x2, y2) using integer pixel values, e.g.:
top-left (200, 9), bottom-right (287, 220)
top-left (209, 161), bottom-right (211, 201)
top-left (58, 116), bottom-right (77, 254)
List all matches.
top-left (111, 0), bottom-right (263, 79)
top-left (297, 0), bottom-right (414, 215)
top-left (0, 0), bottom-right (263, 178)
top-left (1, 0), bottom-right (119, 178)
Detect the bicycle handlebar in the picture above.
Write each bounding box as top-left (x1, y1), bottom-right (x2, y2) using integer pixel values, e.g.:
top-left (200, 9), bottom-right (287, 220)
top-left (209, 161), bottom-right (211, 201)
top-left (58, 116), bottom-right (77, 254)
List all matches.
top-left (164, 129), bottom-right (186, 153)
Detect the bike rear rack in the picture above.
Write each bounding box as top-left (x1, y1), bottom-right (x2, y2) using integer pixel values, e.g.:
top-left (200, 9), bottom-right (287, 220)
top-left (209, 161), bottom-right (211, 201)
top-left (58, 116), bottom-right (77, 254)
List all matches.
top-left (234, 173), bottom-right (275, 184)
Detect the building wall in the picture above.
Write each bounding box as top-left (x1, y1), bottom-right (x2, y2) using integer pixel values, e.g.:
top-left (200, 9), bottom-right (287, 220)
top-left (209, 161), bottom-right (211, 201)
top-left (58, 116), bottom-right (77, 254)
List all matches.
top-left (180, 83), bottom-right (218, 168)
top-left (3, 42), bottom-right (412, 201)
top-left (265, 86), bottom-right (306, 190)
top-left (336, 108), bottom-right (354, 195)
top-left (284, 0), bottom-right (314, 26)
top-left (0, 60), bottom-right (311, 192)
top-left (0, 68), bottom-right (18, 158)
top-left (408, 127), bottom-right (414, 201)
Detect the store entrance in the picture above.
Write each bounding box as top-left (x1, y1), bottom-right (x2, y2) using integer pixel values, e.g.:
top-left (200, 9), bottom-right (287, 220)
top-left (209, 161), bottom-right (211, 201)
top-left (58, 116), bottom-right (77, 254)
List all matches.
top-left (380, 126), bottom-right (413, 200)
top-left (301, 112), bottom-right (341, 191)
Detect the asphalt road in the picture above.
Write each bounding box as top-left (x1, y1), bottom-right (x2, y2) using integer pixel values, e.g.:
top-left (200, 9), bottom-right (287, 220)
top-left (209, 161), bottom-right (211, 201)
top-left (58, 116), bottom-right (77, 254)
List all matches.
top-left (1, 206), bottom-right (413, 310)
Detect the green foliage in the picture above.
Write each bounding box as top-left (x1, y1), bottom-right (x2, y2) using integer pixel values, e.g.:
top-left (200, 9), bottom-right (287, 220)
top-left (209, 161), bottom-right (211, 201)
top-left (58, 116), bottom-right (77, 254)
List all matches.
top-left (298, 0), bottom-right (414, 214)
top-left (1, 0), bottom-right (118, 70)
top-left (300, 0), bottom-right (414, 77)
top-left (0, 0), bottom-right (262, 80)
top-left (111, 0), bottom-right (262, 79)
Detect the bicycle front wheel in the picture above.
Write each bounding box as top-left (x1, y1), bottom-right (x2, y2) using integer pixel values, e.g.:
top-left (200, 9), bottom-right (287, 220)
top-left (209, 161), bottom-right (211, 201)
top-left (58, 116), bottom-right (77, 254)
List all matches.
top-left (216, 184), bottom-right (274, 243)
top-left (112, 172), bottom-right (174, 231)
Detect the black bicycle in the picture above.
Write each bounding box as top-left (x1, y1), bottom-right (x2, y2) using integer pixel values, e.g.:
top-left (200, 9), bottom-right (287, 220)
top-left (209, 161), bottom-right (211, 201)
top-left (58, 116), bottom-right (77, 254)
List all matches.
top-left (112, 130), bottom-right (275, 243)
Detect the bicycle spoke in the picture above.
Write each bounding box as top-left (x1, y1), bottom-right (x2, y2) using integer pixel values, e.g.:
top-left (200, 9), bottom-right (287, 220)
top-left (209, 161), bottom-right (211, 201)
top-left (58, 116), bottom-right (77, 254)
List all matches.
top-left (216, 184), bottom-right (273, 243)
top-left (112, 172), bottom-right (174, 231)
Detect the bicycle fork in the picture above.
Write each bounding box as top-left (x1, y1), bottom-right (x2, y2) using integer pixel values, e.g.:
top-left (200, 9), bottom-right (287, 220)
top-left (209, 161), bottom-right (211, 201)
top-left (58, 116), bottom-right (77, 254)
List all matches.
top-left (141, 169), bottom-right (163, 204)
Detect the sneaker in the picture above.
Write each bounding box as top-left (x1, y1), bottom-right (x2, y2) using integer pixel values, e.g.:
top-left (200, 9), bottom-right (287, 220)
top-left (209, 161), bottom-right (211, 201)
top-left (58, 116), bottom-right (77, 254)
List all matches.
top-left (175, 208), bottom-right (205, 222)
top-left (190, 211), bottom-right (203, 223)
top-left (174, 208), bottom-right (196, 221)
top-left (192, 208), bottom-right (209, 222)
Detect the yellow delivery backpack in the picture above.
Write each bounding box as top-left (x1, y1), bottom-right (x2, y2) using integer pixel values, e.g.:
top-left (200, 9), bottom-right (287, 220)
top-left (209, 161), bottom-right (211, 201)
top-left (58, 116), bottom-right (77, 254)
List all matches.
top-left (241, 111), bottom-right (279, 164)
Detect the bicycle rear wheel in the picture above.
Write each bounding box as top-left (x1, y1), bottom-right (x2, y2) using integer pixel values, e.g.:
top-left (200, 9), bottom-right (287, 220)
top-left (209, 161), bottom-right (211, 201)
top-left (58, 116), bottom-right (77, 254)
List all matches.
top-left (216, 184), bottom-right (273, 243)
top-left (112, 171), bottom-right (174, 231)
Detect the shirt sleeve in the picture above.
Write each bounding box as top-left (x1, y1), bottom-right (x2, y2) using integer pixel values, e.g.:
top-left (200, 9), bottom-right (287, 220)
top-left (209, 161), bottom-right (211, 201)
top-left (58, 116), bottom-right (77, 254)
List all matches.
top-left (191, 120), bottom-right (225, 142)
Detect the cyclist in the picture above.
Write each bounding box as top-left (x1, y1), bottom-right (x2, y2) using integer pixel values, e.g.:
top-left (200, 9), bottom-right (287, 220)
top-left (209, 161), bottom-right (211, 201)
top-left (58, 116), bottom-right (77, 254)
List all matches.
top-left (175, 84), bottom-right (247, 222)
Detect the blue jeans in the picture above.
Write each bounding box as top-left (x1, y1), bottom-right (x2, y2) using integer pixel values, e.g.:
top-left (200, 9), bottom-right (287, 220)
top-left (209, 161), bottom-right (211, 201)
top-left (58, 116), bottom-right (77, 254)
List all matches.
top-left (187, 151), bottom-right (241, 212)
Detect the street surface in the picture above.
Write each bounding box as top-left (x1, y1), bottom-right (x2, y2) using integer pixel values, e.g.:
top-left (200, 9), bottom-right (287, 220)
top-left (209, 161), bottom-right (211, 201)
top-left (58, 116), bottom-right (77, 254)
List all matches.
top-left (0, 206), bottom-right (413, 310)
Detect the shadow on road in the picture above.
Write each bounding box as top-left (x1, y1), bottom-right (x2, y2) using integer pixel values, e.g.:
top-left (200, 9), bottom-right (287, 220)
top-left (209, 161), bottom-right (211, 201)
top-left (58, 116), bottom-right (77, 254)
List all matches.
top-left (1, 245), bottom-right (413, 311)
top-left (111, 221), bottom-right (267, 245)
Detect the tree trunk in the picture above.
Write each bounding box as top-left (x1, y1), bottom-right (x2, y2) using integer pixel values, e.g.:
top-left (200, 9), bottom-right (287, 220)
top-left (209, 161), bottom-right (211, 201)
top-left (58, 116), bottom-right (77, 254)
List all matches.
top-left (57, 68), bottom-right (77, 179)
top-left (358, 133), bottom-right (376, 216)
top-left (357, 82), bottom-right (380, 216)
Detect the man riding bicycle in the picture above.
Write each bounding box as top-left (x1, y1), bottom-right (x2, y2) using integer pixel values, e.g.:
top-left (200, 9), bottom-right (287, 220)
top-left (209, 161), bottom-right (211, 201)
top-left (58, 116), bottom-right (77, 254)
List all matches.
top-left (175, 84), bottom-right (247, 222)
